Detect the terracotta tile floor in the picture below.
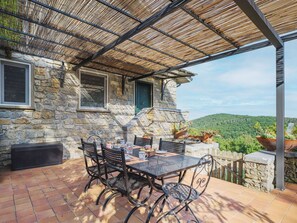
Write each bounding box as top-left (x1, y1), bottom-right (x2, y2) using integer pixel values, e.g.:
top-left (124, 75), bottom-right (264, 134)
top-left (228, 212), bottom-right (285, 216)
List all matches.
top-left (0, 159), bottom-right (296, 223)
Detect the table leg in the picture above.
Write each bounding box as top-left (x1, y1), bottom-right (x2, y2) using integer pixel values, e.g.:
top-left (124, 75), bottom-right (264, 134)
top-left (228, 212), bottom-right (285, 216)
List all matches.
top-left (179, 169), bottom-right (187, 182)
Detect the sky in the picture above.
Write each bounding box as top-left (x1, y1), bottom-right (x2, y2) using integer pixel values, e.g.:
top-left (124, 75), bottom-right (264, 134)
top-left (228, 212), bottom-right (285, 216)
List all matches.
top-left (176, 40), bottom-right (297, 120)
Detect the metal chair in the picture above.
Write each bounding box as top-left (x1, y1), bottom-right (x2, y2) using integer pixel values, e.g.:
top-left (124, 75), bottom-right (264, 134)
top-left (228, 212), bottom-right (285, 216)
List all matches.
top-left (87, 131), bottom-right (103, 149)
top-left (134, 135), bottom-right (153, 147)
top-left (97, 145), bottom-right (153, 223)
top-left (158, 139), bottom-right (186, 183)
top-left (159, 138), bottom-right (186, 154)
top-left (81, 139), bottom-right (114, 192)
top-left (157, 154), bottom-right (214, 223)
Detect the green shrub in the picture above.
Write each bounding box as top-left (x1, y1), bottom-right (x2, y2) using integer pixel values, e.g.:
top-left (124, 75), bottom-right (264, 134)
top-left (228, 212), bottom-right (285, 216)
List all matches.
top-left (254, 122), bottom-right (297, 140)
top-left (214, 135), bottom-right (262, 154)
top-left (0, 0), bottom-right (21, 42)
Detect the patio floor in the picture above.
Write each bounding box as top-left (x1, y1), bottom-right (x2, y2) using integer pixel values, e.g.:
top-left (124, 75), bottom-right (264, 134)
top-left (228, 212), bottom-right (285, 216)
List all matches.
top-left (0, 158), bottom-right (296, 223)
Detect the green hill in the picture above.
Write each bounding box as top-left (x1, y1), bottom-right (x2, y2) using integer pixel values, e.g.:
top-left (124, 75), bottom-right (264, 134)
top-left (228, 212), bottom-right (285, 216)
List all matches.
top-left (191, 113), bottom-right (297, 139)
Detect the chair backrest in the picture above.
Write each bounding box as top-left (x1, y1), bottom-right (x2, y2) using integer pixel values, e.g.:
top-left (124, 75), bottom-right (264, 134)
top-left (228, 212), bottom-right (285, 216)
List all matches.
top-left (101, 146), bottom-right (130, 192)
top-left (189, 154), bottom-right (213, 198)
top-left (81, 139), bottom-right (102, 177)
top-left (159, 138), bottom-right (186, 154)
top-left (134, 135), bottom-right (153, 147)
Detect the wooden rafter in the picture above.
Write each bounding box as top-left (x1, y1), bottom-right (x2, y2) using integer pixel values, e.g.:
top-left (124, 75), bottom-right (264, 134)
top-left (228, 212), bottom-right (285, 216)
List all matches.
top-left (0, 8), bottom-right (181, 74)
top-left (28, 0), bottom-right (187, 63)
top-left (95, 0), bottom-right (209, 56)
top-left (128, 31), bottom-right (297, 82)
top-left (233, 0), bottom-right (283, 48)
top-left (73, 0), bottom-right (190, 70)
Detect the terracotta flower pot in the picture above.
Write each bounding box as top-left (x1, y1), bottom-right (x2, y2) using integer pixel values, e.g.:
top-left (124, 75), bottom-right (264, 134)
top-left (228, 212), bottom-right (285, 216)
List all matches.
top-left (174, 129), bottom-right (187, 139)
top-left (256, 136), bottom-right (297, 152)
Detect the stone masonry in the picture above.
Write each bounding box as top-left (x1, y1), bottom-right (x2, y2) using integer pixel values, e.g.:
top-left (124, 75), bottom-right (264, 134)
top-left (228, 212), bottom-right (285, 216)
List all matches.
top-left (0, 51), bottom-right (179, 167)
top-left (244, 151), bottom-right (275, 192)
top-left (123, 107), bottom-right (188, 146)
top-left (285, 156), bottom-right (297, 183)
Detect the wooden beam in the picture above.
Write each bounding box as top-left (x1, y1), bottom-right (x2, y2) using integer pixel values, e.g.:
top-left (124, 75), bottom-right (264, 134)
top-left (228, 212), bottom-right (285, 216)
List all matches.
top-left (28, 0), bottom-right (186, 63)
top-left (128, 31), bottom-right (297, 82)
top-left (73, 0), bottom-right (190, 70)
top-left (179, 5), bottom-right (240, 48)
top-left (0, 32), bottom-right (150, 77)
top-left (0, 44), bottom-right (135, 78)
top-left (0, 24), bottom-right (89, 54)
top-left (96, 0), bottom-right (208, 56)
top-left (0, 30), bottom-right (181, 79)
top-left (0, 10), bottom-right (183, 74)
top-left (276, 46), bottom-right (285, 190)
top-left (233, 0), bottom-right (283, 48)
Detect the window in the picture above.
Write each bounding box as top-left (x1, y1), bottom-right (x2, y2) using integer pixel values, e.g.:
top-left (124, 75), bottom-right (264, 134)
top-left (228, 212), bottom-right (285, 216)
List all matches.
top-left (79, 70), bottom-right (107, 109)
top-left (0, 59), bottom-right (31, 107)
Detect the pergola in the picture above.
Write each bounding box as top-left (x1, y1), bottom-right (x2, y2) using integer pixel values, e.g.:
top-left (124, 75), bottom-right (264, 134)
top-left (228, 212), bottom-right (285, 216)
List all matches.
top-left (1, 0), bottom-right (297, 190)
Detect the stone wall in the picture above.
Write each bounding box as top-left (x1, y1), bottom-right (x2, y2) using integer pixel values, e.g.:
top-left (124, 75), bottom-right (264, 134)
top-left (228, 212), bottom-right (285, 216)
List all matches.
top-left (243, 151), bottom-right (297, 191)
top-left (182, 144), bottom-right (297, 191)
top-left (243, 151), bottom-right (275, 192)
top-left (123, 107), bottom-right (188, 146)
top-left (0, 51), bottom-right (178, 167)
top-left (285, 156), bottom-right (297, 183)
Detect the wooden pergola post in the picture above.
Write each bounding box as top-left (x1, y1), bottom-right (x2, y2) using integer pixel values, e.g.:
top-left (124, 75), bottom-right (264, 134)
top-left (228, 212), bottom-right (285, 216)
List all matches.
top-left (276, 46), bottom-right (285, 190)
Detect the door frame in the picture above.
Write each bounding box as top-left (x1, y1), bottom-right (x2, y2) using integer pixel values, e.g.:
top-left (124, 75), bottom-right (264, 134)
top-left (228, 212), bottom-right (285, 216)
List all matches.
top-left (134, 80), bottom-right (153, 114)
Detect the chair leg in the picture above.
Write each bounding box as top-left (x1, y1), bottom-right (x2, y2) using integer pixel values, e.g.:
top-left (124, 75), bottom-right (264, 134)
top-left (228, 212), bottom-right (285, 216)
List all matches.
top-left (145, 194), bottom-right (166, 223)
top-left (137, 186), bottom-right (153, 205)
top-left (102, 192), bottom-right (119, 211)
top-left (156, 211), bottom-right (170, 223)
top-left (157, 212), bottom-right (181, 223)
top-left (84, 176), bottom-right (95, 192)
top-left (173, 213), bottom-right (182, 223)
top-left (186, 203), bottom-right (200, 223)
top-left (159, 196), bottom-right (167, 213)
top-left (84, 183), bottom-right (89, 192)
top-left (96, 188), bottom-right (108, 205)
top-left (157, 200), bottom-right (185, 223)
top-left (137, 187), bottom-right (144, 199)
top-left (124, 206), bottom-right (140, 223)
top-left (176, 200), bottom-right (193, 214)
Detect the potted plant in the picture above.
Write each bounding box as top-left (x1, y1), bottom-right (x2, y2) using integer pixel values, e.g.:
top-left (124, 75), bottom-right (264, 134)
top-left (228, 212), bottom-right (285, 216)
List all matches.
top-left (187, 129), bottom-right (218, 143)
top-left (254, 122), bottom-right (297, 152)
top-left (172, 121), bottom-right (191, 139)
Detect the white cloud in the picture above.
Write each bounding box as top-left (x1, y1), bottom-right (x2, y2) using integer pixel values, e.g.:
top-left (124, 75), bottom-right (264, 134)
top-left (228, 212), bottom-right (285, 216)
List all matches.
top-left (176, 40), bottom-right (297, 120)
top-left (217, 64), bottom-right (275, 88)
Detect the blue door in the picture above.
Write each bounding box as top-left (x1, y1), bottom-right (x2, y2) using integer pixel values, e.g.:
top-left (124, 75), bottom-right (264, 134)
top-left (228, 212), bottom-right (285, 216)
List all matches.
top-left (135, 81), bottom-right (152, 114)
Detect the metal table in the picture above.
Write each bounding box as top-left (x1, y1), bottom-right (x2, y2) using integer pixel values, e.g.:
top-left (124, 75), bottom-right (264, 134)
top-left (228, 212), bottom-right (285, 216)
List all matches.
top-left (127, 153), bottom-right (203, 222)
top-left (127, 154), bottom-right (201, 178)
top-left (79, 145), bottom-right (203, 222)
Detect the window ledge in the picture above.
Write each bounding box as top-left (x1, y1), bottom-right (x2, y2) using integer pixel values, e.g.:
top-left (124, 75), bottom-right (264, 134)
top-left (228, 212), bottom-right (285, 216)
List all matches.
top-left (0, 105), bottom-right (35, 110)
top-left (77, 108), bottom-right (111, 113)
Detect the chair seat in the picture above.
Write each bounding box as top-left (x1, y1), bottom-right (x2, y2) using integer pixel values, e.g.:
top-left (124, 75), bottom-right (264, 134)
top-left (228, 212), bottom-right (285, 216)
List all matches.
top-left (89, 164), bottom-right (115, 176)
top-left (106, 172), bottom-right (149, 194)
top-left (162, 182), bottom-right (199, 201)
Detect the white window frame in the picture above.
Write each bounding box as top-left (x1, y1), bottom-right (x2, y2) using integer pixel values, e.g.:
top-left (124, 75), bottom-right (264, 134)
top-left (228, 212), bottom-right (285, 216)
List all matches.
top-left (0, 58), bottom-right (32, 108)
top-left (78, 68), bottom-right (108, 111)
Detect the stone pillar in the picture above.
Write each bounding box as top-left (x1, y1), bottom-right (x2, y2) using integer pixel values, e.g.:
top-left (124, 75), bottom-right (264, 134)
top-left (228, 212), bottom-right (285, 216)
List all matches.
top-left (244, 151), bottom-right (275, 192)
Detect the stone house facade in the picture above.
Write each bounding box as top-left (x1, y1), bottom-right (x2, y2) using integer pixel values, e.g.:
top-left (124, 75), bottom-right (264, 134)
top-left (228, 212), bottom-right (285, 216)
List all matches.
top-left (0, 50), bottom-right (191, 167)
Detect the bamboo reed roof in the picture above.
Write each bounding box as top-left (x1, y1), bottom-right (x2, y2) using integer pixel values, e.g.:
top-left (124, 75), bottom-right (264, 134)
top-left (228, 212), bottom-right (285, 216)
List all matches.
top-left (0, 0), bottom-right (297, 80)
